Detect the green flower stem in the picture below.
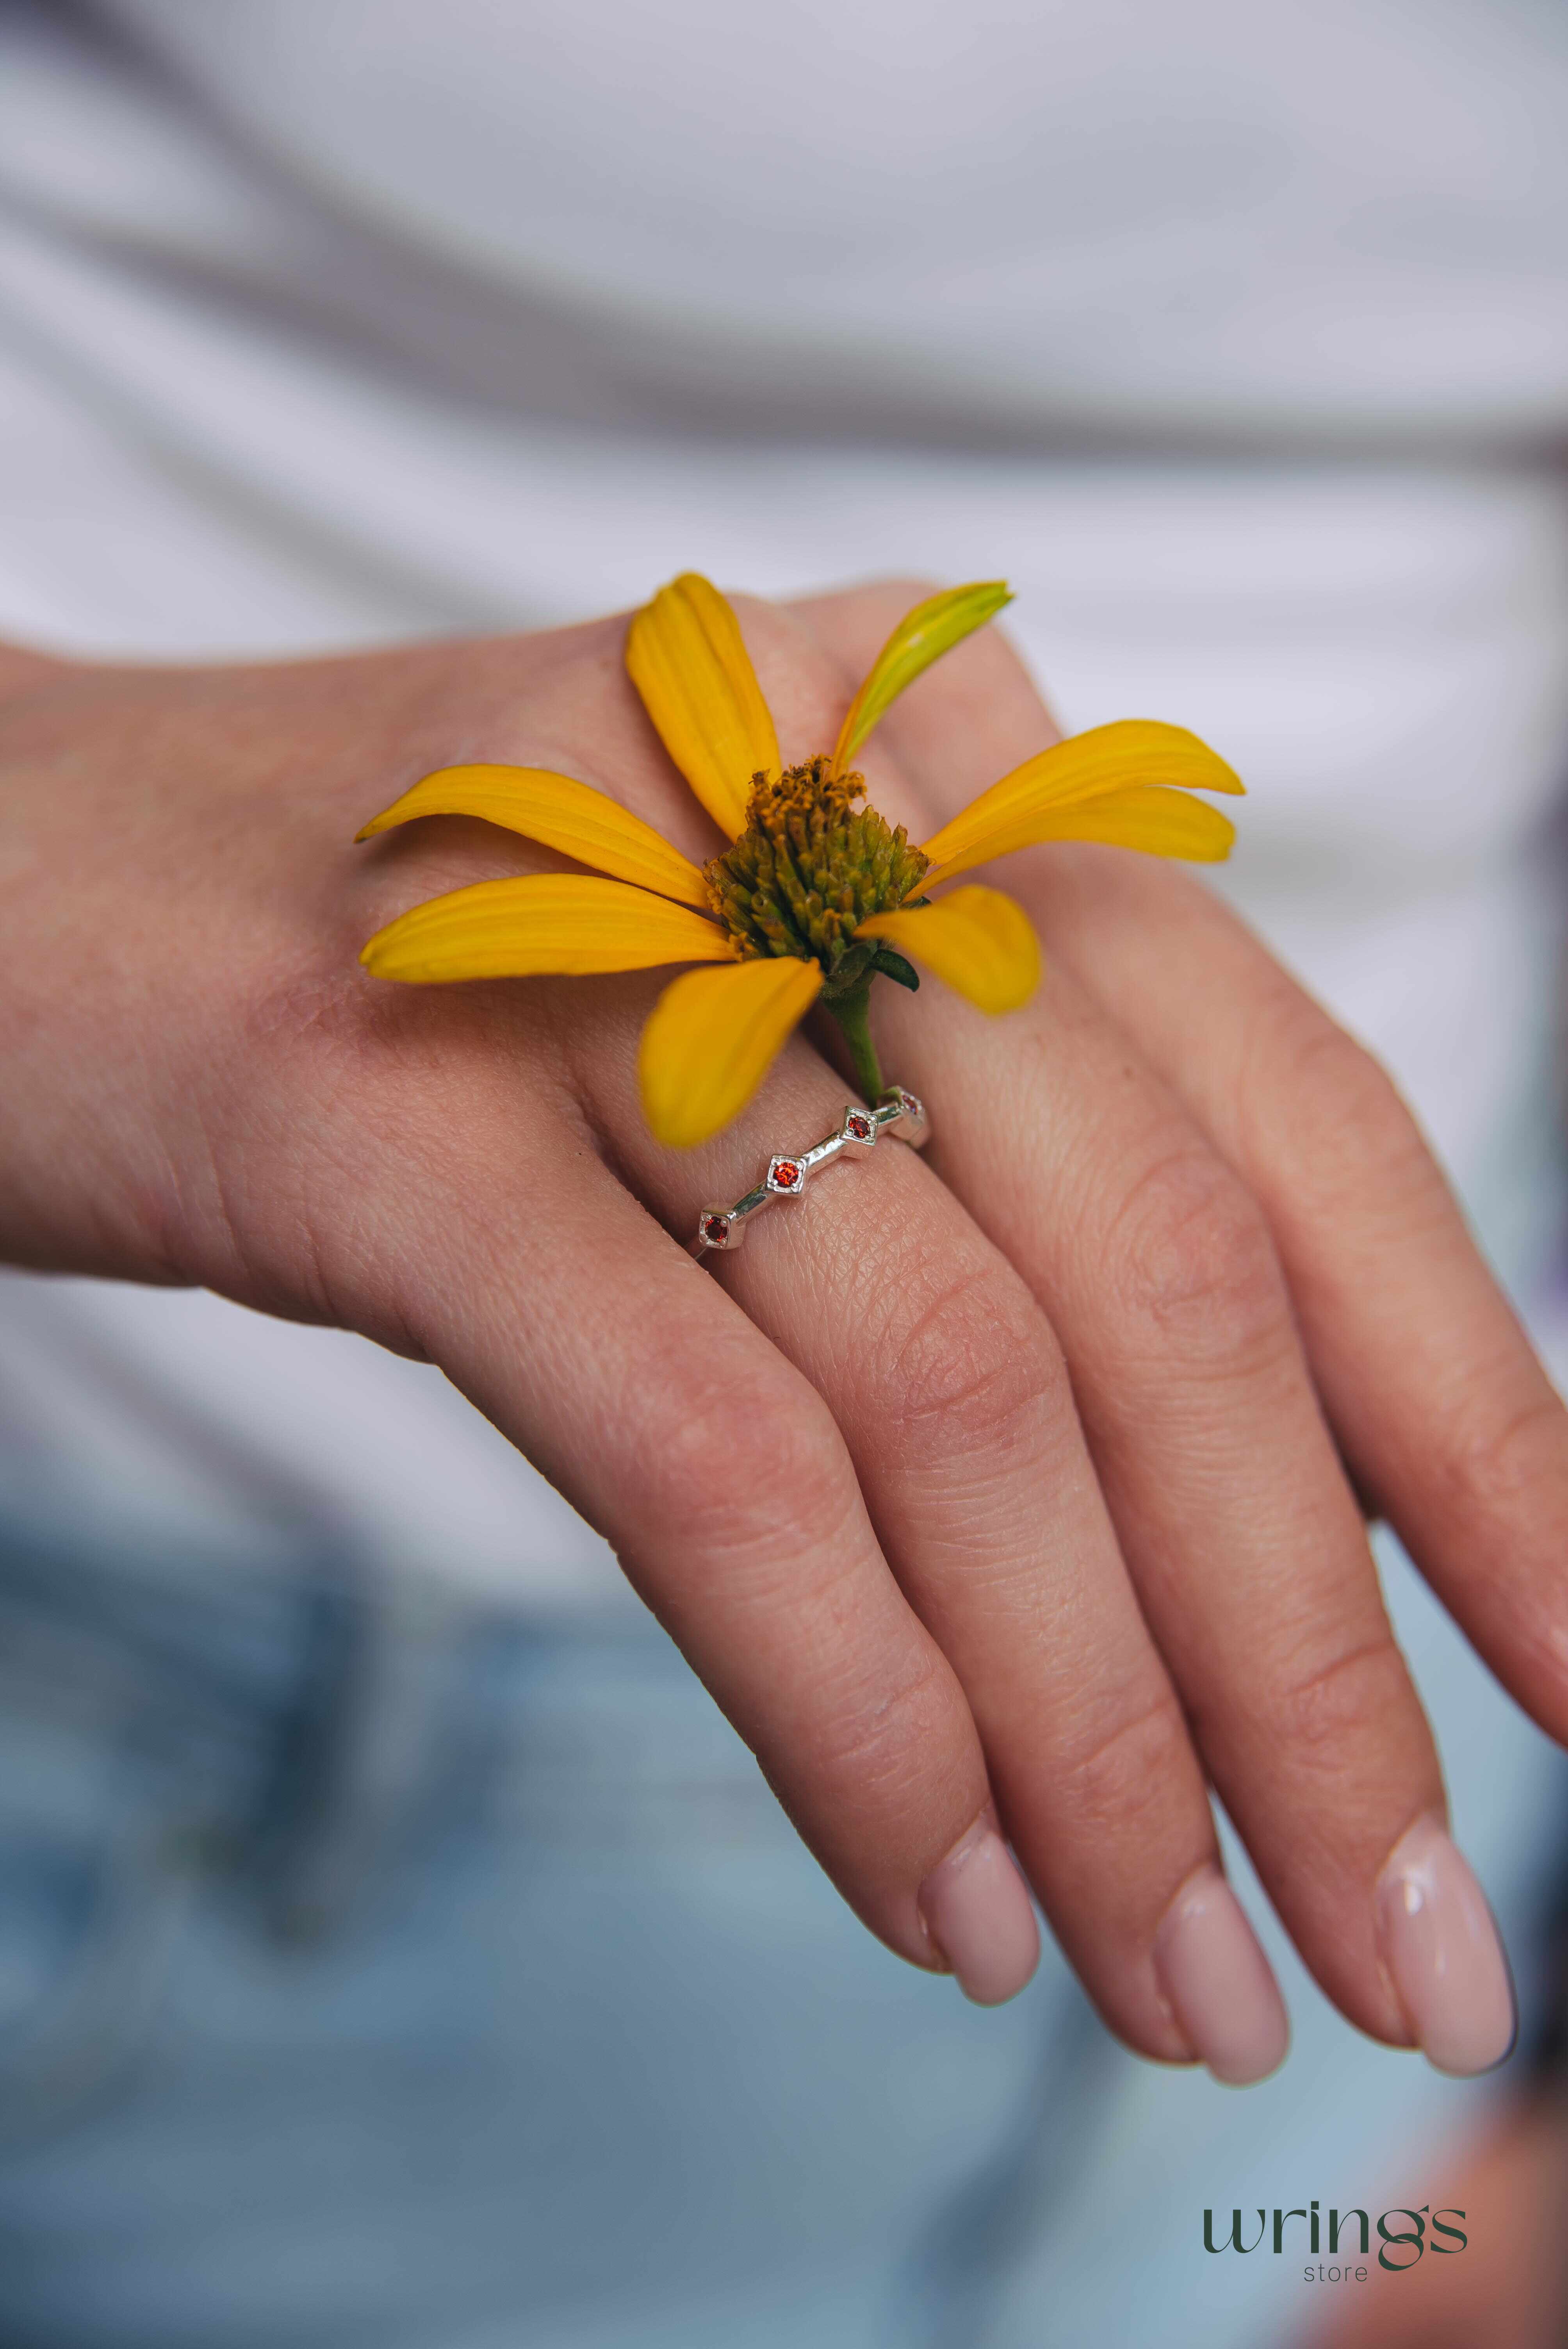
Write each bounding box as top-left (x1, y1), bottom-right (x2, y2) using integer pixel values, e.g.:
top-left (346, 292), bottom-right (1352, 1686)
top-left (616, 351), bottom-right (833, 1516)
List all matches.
top-left (824, 982), bottom-right (883, 1105)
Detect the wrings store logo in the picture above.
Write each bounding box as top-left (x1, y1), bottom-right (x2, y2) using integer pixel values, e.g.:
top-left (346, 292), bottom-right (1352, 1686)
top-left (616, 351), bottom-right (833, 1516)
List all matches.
top-left (1204, 2201), bottom-right (1467, 2278)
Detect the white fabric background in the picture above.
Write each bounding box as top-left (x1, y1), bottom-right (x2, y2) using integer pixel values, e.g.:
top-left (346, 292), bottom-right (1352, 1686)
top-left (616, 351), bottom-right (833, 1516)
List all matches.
top-left (0, 0), bottom-right (1565, 1600)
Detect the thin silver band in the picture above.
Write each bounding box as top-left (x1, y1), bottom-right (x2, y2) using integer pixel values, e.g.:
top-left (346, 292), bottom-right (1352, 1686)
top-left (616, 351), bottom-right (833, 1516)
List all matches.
top-left (689, 1088), bottom-right (929, 1256)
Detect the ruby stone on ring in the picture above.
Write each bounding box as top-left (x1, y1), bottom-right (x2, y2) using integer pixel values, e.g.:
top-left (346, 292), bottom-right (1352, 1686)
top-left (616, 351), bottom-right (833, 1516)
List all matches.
top-left (690, 1089), bottom-right (929, 1255)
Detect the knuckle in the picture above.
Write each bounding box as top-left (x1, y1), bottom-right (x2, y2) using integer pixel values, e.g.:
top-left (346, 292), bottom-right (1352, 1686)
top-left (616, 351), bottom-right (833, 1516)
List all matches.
top-left (852, 572), bottom-right (948, 620)
top-left (872, 1254), bottom-right (1066, 1461)
top-left (1265, 1003), bottom-right (1431, 1206)
top-left (1265, 1629), bottom-right (1415, 1775)
top-left (637, 1356), bottom-right (839, 1550)
top-left (1438, 1388), bottom-right (1567, 1527)
top-left (802, 1639), bottom-right (959, 1801)
top-left (1055, 1688), bottom-right (1196, 1839)
top-left (1109, 1142), bottom-right (1288, 1363)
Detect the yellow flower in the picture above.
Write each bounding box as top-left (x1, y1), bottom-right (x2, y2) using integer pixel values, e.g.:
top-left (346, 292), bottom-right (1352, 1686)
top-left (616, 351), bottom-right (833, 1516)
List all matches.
top-left (358, 574), bottom-right (1242, 1148)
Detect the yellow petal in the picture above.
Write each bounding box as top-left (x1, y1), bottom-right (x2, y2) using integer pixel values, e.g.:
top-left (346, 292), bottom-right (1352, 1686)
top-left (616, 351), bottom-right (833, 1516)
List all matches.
top-left (356, 765), bottom-right (711, 908)
top-left (919, 720), bottom-right (1244, 886)
top-left (832, 581), bottom-right (1012, 772)
top-left (639, 955), bottom-right (824, 1149)
top-left (362, 874), bottom-right (736, 983)
top-left (625, 573), bottom-right (780, 840)
top-left (859, 886), bottom-right (1041, 1015)
top-left (932, 785), bottom-right (1237, 872)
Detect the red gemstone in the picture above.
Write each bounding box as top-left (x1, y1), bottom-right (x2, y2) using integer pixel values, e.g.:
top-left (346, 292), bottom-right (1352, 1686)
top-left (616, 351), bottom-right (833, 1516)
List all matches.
top-left (847, 1114), bottom-right (873, 1141)
top-left (773, 1161), bottom-right (800, 1189)
top-left (702, 1214), bottom-right (729, 1244)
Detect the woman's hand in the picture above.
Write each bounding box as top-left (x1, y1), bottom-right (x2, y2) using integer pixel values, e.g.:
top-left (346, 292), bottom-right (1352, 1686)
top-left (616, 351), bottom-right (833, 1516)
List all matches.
top-left (2, 586), bottom-right (1558, 2081)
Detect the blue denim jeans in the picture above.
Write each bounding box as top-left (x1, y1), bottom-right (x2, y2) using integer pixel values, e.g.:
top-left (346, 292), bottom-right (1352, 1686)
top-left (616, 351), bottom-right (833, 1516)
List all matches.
top-left (0, 1498), bottom-right (1561, 2349)
top-left (0, 1502), bottom-right (1118, 2349)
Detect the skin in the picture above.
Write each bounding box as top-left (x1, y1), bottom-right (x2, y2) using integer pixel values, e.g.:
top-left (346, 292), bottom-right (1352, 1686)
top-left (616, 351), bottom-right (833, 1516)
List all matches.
top-left (3, 579), bottom-right (1566, 2064)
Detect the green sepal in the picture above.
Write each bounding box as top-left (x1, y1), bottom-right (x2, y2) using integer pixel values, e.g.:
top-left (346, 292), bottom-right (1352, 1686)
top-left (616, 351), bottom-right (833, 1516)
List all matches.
top-left (821, 939), bottom-right (877, 999)
top-left (871, 946), bottom-right (920, 992)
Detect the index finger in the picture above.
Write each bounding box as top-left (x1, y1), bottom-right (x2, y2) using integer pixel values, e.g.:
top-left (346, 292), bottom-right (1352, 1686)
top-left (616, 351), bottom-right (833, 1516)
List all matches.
top-left (318, 994), bottom-right (1041, 2000)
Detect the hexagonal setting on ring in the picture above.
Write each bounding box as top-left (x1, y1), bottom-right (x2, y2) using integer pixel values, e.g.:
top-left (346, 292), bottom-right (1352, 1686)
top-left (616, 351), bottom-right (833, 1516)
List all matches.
top-left (765, 1156), bottom-right (807, 1196)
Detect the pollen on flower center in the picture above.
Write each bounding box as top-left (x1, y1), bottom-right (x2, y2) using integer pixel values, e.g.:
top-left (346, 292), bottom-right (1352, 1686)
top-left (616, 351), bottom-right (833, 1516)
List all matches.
top-left (703, 756), bottom-right (929, 989)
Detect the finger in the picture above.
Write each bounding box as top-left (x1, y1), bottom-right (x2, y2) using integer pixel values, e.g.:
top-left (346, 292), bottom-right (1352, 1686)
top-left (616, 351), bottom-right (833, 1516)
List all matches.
top-left (1031, 844), bottom-right (1568, 1760)
top-left (574, 980), bottom-right (1290, 2078)
top-left (789, 583), bottom-right (1563, 1749)
top-left (291, 979), bottom-right (1039, 2002)
top-left (793, 582), bottom-right (1516, 2070)
top-left (871, 952), bottom-right (1513, 2068)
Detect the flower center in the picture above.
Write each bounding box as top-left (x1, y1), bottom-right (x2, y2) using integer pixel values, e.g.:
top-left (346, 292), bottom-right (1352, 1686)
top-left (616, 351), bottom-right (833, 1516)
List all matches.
top-left (704, 756), bottom-right (928, 989)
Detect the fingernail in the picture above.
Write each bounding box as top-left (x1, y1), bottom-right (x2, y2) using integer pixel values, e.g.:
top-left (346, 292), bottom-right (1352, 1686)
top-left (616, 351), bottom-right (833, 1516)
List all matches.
top-left (918, 1818), bottom-right (1041, 2006)
top-left (1153, 1863), bottom-right (1290, 2086)
top-left (1375, 1815), bottom-right (1516, 2076)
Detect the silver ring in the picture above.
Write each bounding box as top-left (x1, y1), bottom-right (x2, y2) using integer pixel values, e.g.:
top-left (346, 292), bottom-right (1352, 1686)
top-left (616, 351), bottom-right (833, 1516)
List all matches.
top-left (689, 1088), bottom-right (930, 1255)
